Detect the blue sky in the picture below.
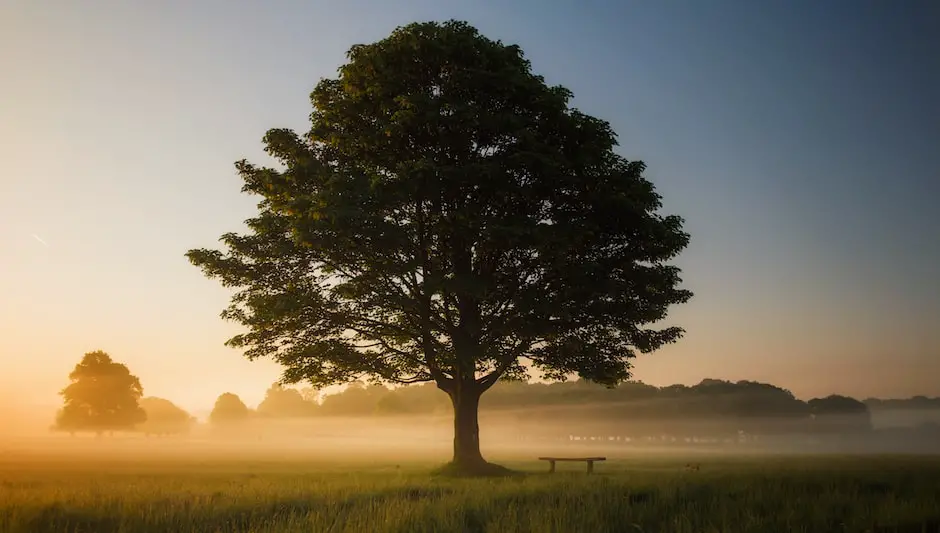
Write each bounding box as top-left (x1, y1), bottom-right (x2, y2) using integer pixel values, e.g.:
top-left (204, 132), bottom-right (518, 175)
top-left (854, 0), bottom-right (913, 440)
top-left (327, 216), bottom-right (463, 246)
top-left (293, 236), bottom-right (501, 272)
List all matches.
top-left (1, 0), bottom-right (937, 411)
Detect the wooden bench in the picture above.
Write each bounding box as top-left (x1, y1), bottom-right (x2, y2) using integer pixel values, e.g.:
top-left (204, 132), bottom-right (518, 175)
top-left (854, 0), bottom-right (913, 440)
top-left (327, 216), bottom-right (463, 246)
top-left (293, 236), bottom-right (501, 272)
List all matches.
top-left (538, 456), bottom-right (607, 474)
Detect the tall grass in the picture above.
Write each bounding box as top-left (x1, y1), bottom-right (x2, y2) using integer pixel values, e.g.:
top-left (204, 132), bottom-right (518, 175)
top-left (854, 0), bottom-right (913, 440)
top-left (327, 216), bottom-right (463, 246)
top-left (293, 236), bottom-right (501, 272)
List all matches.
top-left (1, 453), bottom-right (938, 532)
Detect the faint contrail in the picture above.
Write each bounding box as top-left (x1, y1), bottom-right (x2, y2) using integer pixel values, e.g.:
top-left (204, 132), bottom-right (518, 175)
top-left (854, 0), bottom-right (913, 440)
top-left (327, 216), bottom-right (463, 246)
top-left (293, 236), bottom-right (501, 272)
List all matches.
top-left (31, 234), bottom-right (49, 247)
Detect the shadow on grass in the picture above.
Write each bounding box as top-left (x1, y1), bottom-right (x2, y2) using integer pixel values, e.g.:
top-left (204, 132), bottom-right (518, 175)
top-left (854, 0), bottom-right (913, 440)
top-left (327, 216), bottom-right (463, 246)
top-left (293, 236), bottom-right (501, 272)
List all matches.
top-left (20, 486), bottom-right (940, 533)
top-left (430, 461), bottom-right (525, 479)
top-left (22, 487), bottom-right (460, 533)
top-left (23, 498), bottom-right (331, 533)
top-left (356, 486), bottom-right (457, 503)
top-left (526, 470), bottom-right (616, 477)
top-left (859, 480), bottom-right (894, 496)
top-left (872, 521), bottom-right (940, 533)
top-left (25, 504), bottom-right (121, 533)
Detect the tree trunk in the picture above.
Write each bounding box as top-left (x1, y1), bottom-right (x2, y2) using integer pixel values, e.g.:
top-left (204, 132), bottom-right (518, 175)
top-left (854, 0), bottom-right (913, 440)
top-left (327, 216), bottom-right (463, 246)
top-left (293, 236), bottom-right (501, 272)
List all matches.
top-left (449, 384), bottom-right (485, 468)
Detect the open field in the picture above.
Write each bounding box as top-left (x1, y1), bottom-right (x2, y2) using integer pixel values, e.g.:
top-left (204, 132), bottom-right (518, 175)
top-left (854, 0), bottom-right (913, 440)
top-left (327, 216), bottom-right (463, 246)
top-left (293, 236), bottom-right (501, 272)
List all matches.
top-left (2, 447), bottom-right (939, 533)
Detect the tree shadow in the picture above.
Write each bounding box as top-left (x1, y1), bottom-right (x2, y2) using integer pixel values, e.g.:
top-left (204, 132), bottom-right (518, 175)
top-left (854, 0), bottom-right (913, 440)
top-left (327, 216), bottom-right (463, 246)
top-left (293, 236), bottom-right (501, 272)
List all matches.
top-left (25, 504), bottom-right (121, 533)
top-left (22, 487), bottom-right (462, 533)
top-left (872, 520), bottom-right (940, 533)
top-left (430, 461), bottom-right (525, 479)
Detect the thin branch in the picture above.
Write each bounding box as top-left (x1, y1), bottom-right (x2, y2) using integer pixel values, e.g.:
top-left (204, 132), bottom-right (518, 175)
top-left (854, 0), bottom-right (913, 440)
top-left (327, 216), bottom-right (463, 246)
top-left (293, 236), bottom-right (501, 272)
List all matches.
top-left (389, 374), bottom-right (434, 385)
top-left (477, 339), bottom-right (533, 390)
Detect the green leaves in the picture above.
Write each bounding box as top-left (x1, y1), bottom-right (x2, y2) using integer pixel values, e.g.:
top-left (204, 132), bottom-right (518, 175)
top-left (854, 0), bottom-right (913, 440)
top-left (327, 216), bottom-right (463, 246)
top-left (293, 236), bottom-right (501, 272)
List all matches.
top-left (55, 351), bottom-right (147, 433)
top-left (187, 20), bottom-right (692, 392)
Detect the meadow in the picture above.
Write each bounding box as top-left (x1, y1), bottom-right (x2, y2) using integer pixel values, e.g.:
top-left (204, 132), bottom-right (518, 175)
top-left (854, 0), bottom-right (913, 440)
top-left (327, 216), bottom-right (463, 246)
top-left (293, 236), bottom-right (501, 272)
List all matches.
top-left (1, 446), bottom-right (939, 533)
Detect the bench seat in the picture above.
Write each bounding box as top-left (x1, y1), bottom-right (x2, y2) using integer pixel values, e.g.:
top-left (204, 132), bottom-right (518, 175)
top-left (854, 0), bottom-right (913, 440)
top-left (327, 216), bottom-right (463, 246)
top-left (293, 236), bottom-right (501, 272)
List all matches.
top-left (537, 456), bottom-right (607, 473)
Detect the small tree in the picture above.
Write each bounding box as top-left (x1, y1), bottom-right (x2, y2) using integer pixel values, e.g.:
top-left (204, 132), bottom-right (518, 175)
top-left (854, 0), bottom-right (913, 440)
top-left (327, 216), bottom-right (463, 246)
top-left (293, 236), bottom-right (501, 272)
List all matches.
top-left (809, 395), bottom-right (872, 434)
top-left (55, 350), bottom-right (146, 435)
top-left (187, 20), bottom-right (691, 474)
top-left (139, 397), bottom-right (195, 436)
top-left (209, 392), bottom-right (251, 424)
top-left (257, 383), bottom-right (318, 418)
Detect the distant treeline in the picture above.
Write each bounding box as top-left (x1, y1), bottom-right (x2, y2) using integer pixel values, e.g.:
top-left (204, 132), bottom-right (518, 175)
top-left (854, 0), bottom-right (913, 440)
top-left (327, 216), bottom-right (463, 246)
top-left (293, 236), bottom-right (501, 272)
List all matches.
top-left (54, 351), bottom-right (938, 439)
top-left (255, 378), bottom-right (939, 418)
top-left (201, 379), bottom-right (936, 438)
top-left (864, 396), bottom-right (940, 410)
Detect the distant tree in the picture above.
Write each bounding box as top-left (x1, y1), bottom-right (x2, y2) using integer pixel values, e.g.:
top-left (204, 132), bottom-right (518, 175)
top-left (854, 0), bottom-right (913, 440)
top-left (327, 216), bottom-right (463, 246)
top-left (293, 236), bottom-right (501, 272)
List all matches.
top-left (694, 378), bottom-right (735, 392)
top-left (209, 393), bottom-right (250, 424)
top-left (865, 396), bottom-right (940, 411)
top-left (298, 387), bottom-right (322, 404)
top-left (139, 397), bottom-right (195, 436)
top-left (389, 383), bottom-right (451, 415)
top-left (374, 391), bottom-right (415, 415)
top-left (257, 383), bottom-right (318, 418)
top-left (319, 383), bottom-right (389, 416)
top-left (809, 395), bottom-right (872, 433)
top-left (307, 377), bottom-right (819, 435)
top-left (659, 384), bottom-right (690, 397)
top-left (54, 350), bottom-right (146, 435)
top-left (186, 20), bottom-right (691, 474)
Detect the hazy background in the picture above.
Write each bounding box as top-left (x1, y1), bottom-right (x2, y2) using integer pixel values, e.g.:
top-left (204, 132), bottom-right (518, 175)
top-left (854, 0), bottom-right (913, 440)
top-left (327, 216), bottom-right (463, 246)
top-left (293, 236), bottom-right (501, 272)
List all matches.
top-left (2, 0), bottom-right (938, 418)
top-left (6, 378), bottom-right (940, 459)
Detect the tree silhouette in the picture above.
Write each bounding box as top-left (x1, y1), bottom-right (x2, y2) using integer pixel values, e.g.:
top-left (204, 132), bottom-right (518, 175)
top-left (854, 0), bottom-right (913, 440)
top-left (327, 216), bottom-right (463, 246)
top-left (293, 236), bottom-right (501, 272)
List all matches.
top-left (809, 395), bottom-right (872, 433)
top-left (257, 383), bottom-right (318, 418)
top-left (319, 382), bottom-right (389, 416)
top-left (139, 397), bottom-right (195, 436)
top-left (54, 350), bottom-right (146, 435)
top-left (186, 20), bottom-right (691, 474)
top-left (209, 393), bottom-right (250, 425)
top-left (307, 378), bottom-right (817, 434)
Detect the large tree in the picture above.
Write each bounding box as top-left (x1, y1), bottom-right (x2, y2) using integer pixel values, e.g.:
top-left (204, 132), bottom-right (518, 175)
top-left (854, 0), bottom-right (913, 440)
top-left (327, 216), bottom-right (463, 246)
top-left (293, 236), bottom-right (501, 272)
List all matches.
top-left (187, 20), bottom-right (691, 473)
top-left (55, 350), bottom-right (146, 435)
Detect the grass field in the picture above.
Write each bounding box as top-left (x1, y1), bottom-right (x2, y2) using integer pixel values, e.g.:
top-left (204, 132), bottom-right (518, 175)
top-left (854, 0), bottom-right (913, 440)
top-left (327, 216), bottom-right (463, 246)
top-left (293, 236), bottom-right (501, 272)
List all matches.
top-left (2, 449), bottom-right (939, 533)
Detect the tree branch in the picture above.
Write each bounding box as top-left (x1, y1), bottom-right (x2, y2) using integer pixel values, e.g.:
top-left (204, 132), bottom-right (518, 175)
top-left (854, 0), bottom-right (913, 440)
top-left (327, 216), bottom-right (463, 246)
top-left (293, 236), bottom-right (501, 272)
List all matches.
top-left (476, 338), bottom-right (534, 390)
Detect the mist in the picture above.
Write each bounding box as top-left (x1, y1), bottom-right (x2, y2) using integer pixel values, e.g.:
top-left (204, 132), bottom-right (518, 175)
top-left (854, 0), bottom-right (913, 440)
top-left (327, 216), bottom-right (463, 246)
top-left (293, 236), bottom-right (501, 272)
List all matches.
top-left (5, 399), bottom-right (939, 469)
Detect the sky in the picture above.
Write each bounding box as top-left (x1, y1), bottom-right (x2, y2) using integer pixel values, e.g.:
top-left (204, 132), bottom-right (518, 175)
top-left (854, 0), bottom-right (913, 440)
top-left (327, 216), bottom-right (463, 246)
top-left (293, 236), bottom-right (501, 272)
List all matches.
top-left (2, 0), bottom-right (938, 415)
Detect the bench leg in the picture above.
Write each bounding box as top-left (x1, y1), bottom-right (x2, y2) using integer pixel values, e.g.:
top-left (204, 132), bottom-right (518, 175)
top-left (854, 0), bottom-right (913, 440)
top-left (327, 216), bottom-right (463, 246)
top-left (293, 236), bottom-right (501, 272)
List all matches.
top-left (587, 460), bottom-right (594, 474)
top-left (549, 460), bottom-right (555, 473)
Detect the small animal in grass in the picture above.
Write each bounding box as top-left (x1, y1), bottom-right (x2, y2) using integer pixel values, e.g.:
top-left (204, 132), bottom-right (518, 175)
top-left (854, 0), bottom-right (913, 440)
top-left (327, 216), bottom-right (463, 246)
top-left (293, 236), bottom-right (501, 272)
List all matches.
top-left (685, 463), bottom-right (701, 472)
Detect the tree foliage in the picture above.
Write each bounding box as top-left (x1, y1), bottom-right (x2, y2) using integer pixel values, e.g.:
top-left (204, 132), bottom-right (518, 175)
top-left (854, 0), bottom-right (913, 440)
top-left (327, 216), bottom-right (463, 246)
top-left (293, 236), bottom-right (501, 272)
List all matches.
top-left (865, 396), bottom-right (940, 410)
top-left (309, 379), bottom-right (809, 420)
top-left (55, 350), bottom-right (146, 434)
top-left (187, 18), bottom-right (690, 394)
top-left (257, 383), bottom-right (318, 418)
top-left (209, 392), bottom-right (251, 424)
top-left (139, 397), bottom-right (196, 435)
top-left (186, 20), bottom-right (691, 469)
top-left (809, 395), bottom-right (872, 433)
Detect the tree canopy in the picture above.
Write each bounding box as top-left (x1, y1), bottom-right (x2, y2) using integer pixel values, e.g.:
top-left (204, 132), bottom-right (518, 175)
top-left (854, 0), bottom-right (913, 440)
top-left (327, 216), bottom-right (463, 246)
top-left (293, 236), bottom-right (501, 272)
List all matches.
top-left (809, 395), bottom-right (872, 433)
top-left (139, 397), bottom-right (195, 435)
top-left (257, 383), bottom-right (318, 418)
top-left (209, 393), bottom-right (251, 425)
top-left (187, 19), bottom-right (691, 472)
top-left (54, 350), bottom-right (146, 434)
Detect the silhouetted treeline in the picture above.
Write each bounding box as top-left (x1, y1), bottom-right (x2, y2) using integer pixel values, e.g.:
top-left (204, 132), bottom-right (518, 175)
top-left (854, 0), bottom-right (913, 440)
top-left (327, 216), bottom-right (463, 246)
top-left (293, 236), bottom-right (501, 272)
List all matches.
top-left (864, 396), bottom-right (940, 410)
top-left (864, 396), bottom-right (940, 431)
top-left (238, 378), bottom-right (940, 438)
top-left (53, 346), bottom-right (937, 442)
top-left (252, 379), bottom-right (939, 421)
